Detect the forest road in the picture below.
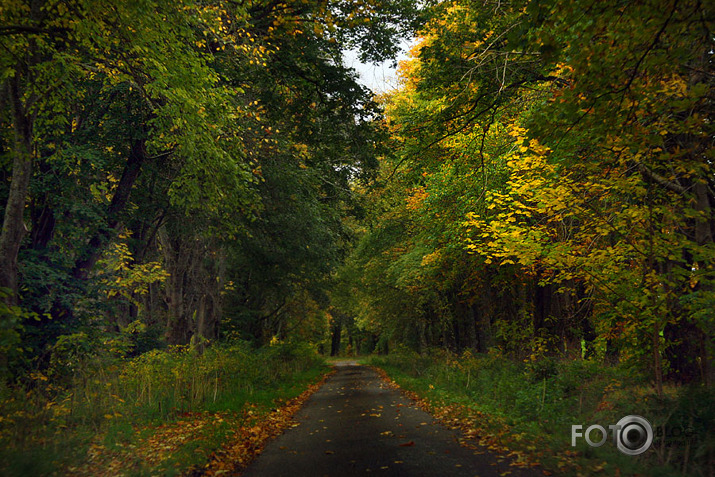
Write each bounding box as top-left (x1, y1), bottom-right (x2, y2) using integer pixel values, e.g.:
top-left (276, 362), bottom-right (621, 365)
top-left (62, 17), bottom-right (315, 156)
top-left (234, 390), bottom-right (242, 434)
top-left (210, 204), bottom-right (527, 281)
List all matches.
top-left (241, 362), bottom-right (541, 477)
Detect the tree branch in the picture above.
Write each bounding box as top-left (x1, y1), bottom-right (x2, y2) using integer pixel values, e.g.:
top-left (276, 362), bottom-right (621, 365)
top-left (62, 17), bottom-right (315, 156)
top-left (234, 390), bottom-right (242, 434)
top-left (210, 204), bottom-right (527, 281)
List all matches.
top-left (636, 162), bottom-right (688, 195)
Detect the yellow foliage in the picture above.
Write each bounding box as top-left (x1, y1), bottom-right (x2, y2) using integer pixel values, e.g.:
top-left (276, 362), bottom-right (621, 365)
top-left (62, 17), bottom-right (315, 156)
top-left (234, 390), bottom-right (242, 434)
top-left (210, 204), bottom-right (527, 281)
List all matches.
top-left (97, 232), bottom-right (170, 303)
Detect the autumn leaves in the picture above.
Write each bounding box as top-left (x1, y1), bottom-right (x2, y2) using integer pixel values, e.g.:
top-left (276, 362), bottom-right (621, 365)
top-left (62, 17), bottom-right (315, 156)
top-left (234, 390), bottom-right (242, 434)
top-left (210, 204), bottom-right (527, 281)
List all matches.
top-left (343, 0), bottom-right (713, 388)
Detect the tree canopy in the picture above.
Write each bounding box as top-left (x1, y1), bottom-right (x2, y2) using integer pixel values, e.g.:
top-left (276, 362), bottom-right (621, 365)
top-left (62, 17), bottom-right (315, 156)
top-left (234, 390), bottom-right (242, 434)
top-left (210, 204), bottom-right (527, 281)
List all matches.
top-left (337, 0), bottom-right (713, 390)
top-left (0, 0), bottom-right (421, 364)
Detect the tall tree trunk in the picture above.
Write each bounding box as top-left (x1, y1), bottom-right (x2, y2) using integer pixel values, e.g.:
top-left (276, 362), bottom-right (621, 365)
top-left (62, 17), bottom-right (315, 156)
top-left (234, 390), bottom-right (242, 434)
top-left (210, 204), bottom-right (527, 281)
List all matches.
top-left (197, 289), bottom-right (220, 344)
top-left (165, 266), bottom-right (188, 345)
top-left (463, 301), bottom-right (478, 351)
top-left (665, 181), bottom-right (715, 384)
top-left (330, 314), bottom-right (342, 356)
top-left (693, 181), bottom-right (714, 386)
top-left (471, 303), bottom-right (493, 353)
top-left (0, 78), bottom-right (33, 304)
top-left (533, 281), bottom-right (551, 336)
top-left (72, 139), bottom-right (145, 280)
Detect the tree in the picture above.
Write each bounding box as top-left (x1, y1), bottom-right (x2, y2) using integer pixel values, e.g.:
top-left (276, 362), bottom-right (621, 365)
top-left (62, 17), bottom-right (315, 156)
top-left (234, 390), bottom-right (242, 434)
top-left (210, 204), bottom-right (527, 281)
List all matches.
top-left (1, 0), bottom-right (256, 305)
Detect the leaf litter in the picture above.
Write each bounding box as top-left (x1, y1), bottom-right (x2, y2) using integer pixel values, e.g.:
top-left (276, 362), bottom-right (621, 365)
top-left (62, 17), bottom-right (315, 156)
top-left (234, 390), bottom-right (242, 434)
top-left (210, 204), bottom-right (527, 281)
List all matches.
top-left (70, 370), bottom-right (334, 476)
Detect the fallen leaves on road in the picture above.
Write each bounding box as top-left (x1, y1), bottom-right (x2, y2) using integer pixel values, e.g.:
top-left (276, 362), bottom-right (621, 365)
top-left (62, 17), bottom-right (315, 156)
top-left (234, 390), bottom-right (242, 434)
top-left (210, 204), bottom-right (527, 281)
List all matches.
top-left (199, 370), bottom-right (334, 476)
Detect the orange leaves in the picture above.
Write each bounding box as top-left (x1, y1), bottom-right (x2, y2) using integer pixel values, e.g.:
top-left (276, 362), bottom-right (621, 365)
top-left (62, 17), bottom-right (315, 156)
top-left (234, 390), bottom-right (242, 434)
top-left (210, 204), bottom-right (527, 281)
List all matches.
top-left (141, 416), bottom-right (212, 464)
top-left (405, 186), bottom-right (428, 211)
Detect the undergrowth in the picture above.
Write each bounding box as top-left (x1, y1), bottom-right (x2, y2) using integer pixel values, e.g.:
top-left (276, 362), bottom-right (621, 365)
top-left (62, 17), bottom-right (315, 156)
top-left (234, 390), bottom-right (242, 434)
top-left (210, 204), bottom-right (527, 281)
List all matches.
top-left (369, 348), bottom-right (714, 477)
top-left (0, 340), bottom-right (327, 476)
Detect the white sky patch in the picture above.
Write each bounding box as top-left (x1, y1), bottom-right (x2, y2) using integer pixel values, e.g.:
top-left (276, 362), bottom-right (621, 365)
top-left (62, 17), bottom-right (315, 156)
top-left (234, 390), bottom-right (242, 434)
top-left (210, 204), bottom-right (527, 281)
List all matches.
top-left (342, 39), bottom-right (414, 94)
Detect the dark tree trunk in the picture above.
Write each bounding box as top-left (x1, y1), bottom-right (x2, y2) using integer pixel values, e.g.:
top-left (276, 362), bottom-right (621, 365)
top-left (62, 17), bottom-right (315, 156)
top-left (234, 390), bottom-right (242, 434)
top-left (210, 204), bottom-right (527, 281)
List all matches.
top-left (533, 282), bottom-right (549, 335)
top-left (72, 140), bottom-right (145, 280)
top-left (471, 303), bottom-right (493, 353)
top-left (330, 315), bottom-right (342, 356)
top-left (30, 204), bottom-right (55, 251)
top-left (0, 77), bottom-right (33, 304)
top-left (197, 293), bottom-right (220, 343)
top-left (165, 267), bottom-right (189, 345)
top-left (463, 301), bottom-right (478, 351)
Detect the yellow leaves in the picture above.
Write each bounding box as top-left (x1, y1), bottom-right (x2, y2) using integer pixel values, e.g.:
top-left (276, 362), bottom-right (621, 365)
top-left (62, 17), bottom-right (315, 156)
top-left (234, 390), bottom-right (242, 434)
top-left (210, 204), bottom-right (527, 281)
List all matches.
top-left (97, 233), bottom-right (169, 302)
top-left (527, 139), bottom-right (550, 156)
top-left (464, 211), bottom-right (481, 222)
top-left (507, 124), bottom-right (528, 138)
top-left (658, 74), bottom-right (689, 97)
top-left (30, 372), bottom-right (49, 382)
top-left (420, 249), bottom-right (442, 267)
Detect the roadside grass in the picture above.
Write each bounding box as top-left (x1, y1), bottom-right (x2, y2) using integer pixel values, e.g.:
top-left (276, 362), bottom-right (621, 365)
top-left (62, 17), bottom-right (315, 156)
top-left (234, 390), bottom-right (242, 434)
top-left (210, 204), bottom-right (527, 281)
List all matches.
top-left (0, 341), bottom-right (329, 476)
top-left (368, 349), bottom-right (713, 477)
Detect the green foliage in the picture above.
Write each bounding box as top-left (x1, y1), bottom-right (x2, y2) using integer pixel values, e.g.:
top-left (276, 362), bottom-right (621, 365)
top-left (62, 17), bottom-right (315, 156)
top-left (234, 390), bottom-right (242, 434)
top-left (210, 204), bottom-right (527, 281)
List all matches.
top-left (1, 0), bottom-right (421, 371)
top-left (96, 234), bottom-right (169, 303)
top-left (119, 341), bottom-right (322, 417)
top-left (2, 0), bottom-right (710, 473)
top-left (0, 287), bottom-right (40, 384)
top-left (0, 288), bottom-right (23, 370)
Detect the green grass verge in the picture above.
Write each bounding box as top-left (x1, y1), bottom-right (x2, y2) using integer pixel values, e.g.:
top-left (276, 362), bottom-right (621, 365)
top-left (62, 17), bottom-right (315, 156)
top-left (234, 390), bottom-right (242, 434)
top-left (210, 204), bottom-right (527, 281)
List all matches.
top-left (0, 341), bottom-right (329, 477)
top-left (368, 349), bottom-right (713, 477)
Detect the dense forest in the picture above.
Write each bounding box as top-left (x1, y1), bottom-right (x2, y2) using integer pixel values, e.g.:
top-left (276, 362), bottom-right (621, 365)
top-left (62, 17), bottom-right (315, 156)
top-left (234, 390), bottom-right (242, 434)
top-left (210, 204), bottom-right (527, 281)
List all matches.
top-left (1, 0), bottom-right (713, 475)
top-left (0, 0), bottom-right (422, 354)
top-left (338, 0), bottom-right (714, 390)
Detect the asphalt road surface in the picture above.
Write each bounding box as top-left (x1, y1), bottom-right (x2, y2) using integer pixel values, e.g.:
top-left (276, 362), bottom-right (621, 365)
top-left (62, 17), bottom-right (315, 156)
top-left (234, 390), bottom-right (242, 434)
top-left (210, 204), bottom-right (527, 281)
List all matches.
top-left (242, 362), bottom-right (541, 477)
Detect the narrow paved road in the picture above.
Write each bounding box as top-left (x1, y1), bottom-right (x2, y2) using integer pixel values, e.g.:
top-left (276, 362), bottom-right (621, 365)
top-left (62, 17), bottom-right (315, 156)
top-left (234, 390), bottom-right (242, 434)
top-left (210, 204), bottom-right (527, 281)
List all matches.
top-left (242, 362), bottom-right (541, 476)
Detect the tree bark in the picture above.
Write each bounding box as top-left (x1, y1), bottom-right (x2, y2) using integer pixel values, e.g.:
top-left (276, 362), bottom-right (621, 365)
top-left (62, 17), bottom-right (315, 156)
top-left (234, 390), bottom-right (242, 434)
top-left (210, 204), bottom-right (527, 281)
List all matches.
top-left (0, 77), bottom-right (33, 304)
top-left (330, 313), bottom-right (342, 356)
